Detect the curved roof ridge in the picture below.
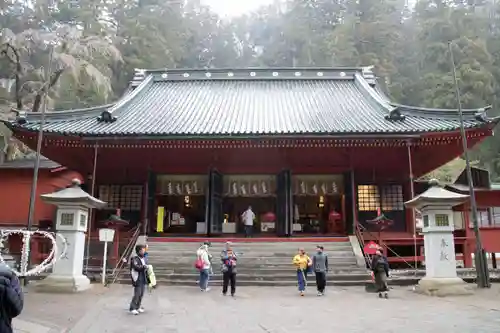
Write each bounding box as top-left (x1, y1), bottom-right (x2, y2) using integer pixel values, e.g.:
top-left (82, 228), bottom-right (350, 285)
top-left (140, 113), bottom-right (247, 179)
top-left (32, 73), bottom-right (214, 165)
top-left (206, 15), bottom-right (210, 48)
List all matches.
top-left (140, 66), bottom-right (366, 73)
top-left (106, 74), bottom-right (153, 116)
top-left (391, 103), bottom-right (491, 116)
top-left (96, 74), bottom-right (154, 123)
top-left (353, 73), bottom-right (397, 114)
top-left (12, 103), bottom-right (114, 122)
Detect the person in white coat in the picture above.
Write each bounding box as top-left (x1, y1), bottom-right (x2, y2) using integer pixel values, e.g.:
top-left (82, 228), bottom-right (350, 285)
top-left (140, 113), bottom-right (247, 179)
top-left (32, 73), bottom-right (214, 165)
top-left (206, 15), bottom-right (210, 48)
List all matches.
top-left (241, 206), bottom-right (255, 238)
top-left (196, 243), bottom-right (212, 291)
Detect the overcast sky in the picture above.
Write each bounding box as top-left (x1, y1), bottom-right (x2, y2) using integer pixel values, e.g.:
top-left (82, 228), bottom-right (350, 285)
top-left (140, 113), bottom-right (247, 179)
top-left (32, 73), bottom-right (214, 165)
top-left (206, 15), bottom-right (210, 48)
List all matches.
top-left (202, 0), bottom-right (273, 17)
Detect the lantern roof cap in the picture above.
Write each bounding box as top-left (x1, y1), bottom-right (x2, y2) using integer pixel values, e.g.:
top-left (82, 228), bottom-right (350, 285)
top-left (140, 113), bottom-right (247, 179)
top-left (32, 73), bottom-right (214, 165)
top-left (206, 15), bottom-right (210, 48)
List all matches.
top-left (40, 178), bottom-right (106, 208)
top-left (405, 179), bottom-right (469, 209)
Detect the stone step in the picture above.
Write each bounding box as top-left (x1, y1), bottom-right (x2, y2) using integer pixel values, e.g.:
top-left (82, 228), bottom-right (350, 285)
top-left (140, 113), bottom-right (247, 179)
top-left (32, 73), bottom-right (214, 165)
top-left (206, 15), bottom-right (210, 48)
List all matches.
top-left (147, 249), bottom-right (354, 255)
top-left (117, 278), bottom-right (372, 287)
top-left (146, 254), bottom-right (357, 261)
top-left (135, 272), bottom-right (371, 282)
top-left (151, 267), bottom-right (369, 275)
top-left (148, 244), bottom-right (352, 250)
top-left (145, 260), bottom-right (359, 269)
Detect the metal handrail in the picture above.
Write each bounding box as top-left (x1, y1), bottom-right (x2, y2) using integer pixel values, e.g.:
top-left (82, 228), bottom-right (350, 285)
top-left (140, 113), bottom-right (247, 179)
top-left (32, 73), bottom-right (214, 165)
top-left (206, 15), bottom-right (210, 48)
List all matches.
top-left (357, 223), bottom-right (416, 269)
top-left (354, 223), bottom-right (372, 268)
top-left (108, 224), bottom-right (142, 285)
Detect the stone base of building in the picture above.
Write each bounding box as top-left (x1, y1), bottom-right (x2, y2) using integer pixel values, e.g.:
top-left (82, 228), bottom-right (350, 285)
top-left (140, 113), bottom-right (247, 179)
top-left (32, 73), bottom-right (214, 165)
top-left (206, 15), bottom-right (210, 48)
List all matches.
top-left (414, 277), bottom-right (473, 297)
top-left (32, 274), bottom-right (92, 293)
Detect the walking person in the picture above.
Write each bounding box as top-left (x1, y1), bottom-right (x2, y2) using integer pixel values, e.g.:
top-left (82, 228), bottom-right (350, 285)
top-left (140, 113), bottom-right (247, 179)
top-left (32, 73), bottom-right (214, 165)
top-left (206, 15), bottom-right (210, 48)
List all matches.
top-left (371, 249), bottom-right (390, 299)
top-left (0, 264), bottom-right (23, 333)
top-left (292, 248), bottom-right (311, 296)
top-left (129, 244), bottom-right (149, 315)
top-left (312, 245), bottom-right (328, 296)
top-left (221, 241), bottom-right (237, 297)
top-left (241, 206), bottom-right (255, 238)
top-left (196, 242), bottom-right (212, 292)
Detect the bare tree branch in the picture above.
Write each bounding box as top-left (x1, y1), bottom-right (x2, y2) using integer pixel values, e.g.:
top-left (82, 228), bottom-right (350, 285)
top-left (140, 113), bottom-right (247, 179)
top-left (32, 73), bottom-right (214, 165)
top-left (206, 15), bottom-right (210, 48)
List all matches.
top-left (0, 42), bottom-right (23, 109)
top-left (31, 69), bottom-right (64, 113)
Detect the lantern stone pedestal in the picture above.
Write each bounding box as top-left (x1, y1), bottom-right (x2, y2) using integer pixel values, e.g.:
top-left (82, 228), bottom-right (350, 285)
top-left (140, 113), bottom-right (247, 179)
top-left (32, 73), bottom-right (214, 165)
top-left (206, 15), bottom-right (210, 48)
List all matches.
top-left (405, 180), bottom-right (473, 297)
top-left (33, 179), bottom-right (105, 293)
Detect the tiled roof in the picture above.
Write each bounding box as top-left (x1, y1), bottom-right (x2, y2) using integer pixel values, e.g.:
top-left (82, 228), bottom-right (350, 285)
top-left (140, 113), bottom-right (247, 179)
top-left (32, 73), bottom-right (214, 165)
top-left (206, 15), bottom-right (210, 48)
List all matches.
top-left (0, 157), bottom-right (60, 169)
top-left (4, 68), bottom-right (496, 137)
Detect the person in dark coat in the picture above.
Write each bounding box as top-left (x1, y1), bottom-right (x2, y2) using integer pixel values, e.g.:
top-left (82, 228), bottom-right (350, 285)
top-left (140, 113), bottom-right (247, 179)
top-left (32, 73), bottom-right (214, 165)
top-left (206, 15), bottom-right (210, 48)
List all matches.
top-left (371, 250), bottom-right (389, 299)
top-left (0, 264), bottom-right (24, 332)
top-left (220, 242), bottom-right (237, 297)
top-left (129, 245), bottom-right (149, 315)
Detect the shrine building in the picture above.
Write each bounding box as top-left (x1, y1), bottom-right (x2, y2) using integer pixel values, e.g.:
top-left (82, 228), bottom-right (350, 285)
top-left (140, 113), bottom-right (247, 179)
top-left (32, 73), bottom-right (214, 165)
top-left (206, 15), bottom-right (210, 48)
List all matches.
top-left (3, 67), bottom-right (499, 261)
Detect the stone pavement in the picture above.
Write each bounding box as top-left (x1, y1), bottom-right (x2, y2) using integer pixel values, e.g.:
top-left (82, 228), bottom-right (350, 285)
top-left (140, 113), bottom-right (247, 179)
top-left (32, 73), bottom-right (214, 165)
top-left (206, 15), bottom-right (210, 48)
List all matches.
top-left (14, 284), bottom-right (500, 333)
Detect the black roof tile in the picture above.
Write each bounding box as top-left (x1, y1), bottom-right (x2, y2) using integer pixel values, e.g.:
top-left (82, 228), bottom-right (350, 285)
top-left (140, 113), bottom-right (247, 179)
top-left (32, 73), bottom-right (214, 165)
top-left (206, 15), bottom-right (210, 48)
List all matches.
top-left (4, 67), bottom-right (496, 137)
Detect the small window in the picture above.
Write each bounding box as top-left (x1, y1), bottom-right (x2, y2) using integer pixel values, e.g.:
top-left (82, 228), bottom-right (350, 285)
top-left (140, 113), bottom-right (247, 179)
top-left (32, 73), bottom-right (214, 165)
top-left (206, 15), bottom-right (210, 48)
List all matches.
top-left (60, 213), bottom-right (74, 226)
top-left (423, 215), bottom-right (429, 227)
top-left (435, 214), bottom-right (449, 227)
top-left (357, 185), bottom-right (380, 211)
top-left (381, 185), bottom-right (404, 211)
top-left (79, 214), bottom-right (87, 228)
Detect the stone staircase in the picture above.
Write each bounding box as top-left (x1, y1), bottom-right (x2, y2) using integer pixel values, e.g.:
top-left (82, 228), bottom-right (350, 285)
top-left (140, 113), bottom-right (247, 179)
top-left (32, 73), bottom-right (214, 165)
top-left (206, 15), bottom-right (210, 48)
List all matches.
top-left (119, 238), bottom-right (372, 286)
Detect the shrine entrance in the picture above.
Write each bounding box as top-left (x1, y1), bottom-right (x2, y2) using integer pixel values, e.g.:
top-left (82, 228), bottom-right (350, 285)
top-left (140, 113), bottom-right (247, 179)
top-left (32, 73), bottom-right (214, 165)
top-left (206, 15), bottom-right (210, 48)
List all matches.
top-left (221, 175), bottom-right (277, 236)
top-left (291, 175), bottom-right (346, 236)
top-left (154, 175), bottom-right (207, 234)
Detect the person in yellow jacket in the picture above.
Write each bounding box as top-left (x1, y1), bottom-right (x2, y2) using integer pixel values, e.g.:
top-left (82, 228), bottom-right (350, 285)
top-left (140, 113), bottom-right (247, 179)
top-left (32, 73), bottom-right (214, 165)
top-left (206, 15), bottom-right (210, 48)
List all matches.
top-left (292, 248), bottom-right (312, 296)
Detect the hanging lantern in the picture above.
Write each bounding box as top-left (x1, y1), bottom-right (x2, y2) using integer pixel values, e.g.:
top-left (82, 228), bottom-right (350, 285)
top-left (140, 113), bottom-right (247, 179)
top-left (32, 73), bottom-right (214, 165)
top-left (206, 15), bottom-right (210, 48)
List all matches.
top-left (320, 183), bottom-right (327, 195)
top-left (261, 181), bottom-right (267, 194)
top-left (252, 182), bottom-right (259, 195)
top-left (175, 182), bottom-right (182, 195)
top-left (331, 182), bottom-right (338, 194)
top-left (300, 181), bottom-right (306, 194)
top-left (184, 182), bottom-right (191, 195)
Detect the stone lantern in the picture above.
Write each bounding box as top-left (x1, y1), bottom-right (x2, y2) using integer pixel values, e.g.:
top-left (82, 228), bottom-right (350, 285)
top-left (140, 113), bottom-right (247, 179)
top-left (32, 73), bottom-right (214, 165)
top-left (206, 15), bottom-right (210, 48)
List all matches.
top-left (35, 179), bottom-right (106, 293)
top-left (405, 179), bottom-right (472, 296)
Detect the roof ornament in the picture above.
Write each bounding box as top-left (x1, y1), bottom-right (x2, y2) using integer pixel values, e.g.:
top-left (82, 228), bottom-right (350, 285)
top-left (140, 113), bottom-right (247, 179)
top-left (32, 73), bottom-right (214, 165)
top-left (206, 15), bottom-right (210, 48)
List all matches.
top-left (474, 108), bottom-right (488, 122)
top-left (97, 110), bottom-right (117, 123)
top-left (361, 65), bottom-right (376, 86)
top-left (15, 111), bottom-right (27, 125)
top-left (385, 107), bottom-right (406, 121)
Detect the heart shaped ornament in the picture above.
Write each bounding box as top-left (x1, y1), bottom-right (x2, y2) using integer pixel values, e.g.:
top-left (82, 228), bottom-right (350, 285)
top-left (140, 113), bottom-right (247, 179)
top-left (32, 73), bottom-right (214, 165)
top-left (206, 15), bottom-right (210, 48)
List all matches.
top-left (0, 230), bottom-right (68, 277)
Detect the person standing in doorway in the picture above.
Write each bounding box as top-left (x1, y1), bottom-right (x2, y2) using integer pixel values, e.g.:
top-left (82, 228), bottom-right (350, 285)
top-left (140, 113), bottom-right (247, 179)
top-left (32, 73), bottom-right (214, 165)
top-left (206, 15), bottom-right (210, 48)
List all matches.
top-left (221, 241), bottom-right (237, 296)
top-left (292, 248), bottom-right (311, 296)
top-left (241, 206), bottom-right (255, 238)
top-left (129, 244), bottom-right (149, 315)
top-left (312, 245), bottom-right (328, 296)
